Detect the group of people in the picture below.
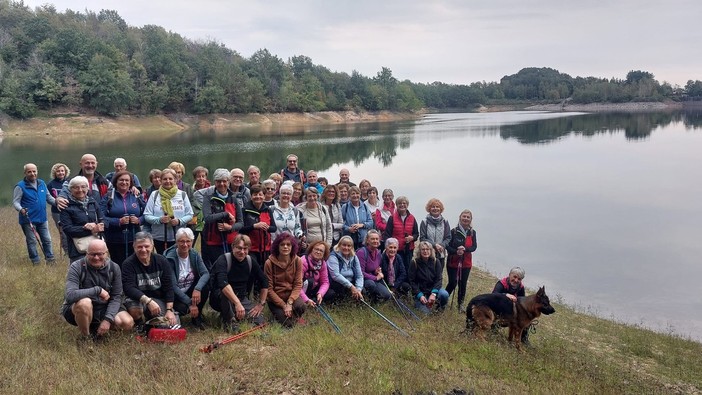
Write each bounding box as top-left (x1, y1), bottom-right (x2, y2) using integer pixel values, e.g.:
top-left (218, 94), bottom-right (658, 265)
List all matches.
top-left (14, 153), bottom-right (503, 341)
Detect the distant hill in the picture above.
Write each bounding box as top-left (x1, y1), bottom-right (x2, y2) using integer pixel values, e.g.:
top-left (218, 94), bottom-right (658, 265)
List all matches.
top-left (1, 2), bottom-right (701, 120)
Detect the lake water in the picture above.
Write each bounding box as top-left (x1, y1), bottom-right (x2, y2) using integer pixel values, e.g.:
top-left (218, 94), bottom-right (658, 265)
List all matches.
top-left (2, 110), bottom-right (701, 341)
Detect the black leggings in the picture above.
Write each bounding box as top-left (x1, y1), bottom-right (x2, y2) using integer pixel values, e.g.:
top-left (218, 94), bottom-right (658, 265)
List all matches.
top-left (445, 266), bottom-right (471, 305)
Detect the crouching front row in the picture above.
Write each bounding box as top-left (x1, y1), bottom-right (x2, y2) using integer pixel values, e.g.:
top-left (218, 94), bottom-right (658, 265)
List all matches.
top-left (63, 232), bottom-right (450, 341)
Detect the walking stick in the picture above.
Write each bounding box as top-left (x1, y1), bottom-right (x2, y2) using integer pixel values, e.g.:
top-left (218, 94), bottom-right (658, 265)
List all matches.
top-left (316, 304), bottom-right (341, 333)
top-left (360, 299), bottom-right (409, 337)
top-left (200, 323), bottom-right (268, 353)
top-left (450, 253), bottom-right (465, 310)
top-left (22, 210), bottom-right (45, 257)
top-left (382, 279), bottom-right (419, 323)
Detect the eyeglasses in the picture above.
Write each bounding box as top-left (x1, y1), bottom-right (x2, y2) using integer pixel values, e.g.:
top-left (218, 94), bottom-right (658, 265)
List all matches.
top-left (88, 252), bottom-right (107, 257)
top-left (231, 176), bottom-right (244, 180)
top-left (265, 187), bottom-right (275, 191)
top-left (288, 160), bottom-right (297, 163)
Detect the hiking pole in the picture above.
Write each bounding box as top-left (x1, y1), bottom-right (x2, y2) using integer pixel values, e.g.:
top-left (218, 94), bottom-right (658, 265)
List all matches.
top-left (315, 304), bottom-right (341, 333)
top-left (360, 299), bottom-right (409, 337)
top-left (450, 253), bottom-right (465, 310)
top-left (381, 279), bottom-right (416, 328)
top-left (23, 210), bottom-right (45, 257)
top-left (200, 323), bottom-right (268, 353)
top-left (382, 279), bottom-right (419, 322)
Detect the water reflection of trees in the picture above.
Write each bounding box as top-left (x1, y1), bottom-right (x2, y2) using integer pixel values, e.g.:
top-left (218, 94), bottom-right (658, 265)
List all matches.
top-left (499, 112), bottom-right (697, 144)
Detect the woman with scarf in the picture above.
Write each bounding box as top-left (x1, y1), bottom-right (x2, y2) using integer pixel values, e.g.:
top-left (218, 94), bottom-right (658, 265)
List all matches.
top-left (299, 240), bottom-right (330, 306)
top-left (144, 168), bottom-right (194, 254)
top-left (321, 184), bottom-right (343, 247)
top-left (374, 188), bottom-right (395, 234)
top-left (380, 238), bottom-right (410, 295)
top-left (100, 171), bottom-right (146, 266)
top-left (446, 209), bottom-right (477, 313)
top-left (419, 198), bottom-right (451, 266)
top-left (48, 162), bottom-right (70, 255)
top-left (298, 187), bottom-right (333, 249)
top-left (60, 176), bottom-right (104, 263)
top-left (264, 232), bottom-right (306, 327)
top-left (356, 229), bottom-right (391, 302)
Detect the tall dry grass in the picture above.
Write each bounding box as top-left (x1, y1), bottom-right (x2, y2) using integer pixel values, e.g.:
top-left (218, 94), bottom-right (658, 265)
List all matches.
top-left (0, 207), bottom-right (700, 394)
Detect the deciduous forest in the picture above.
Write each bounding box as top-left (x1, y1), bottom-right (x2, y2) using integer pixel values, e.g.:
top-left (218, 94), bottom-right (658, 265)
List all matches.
top-left (1, 1), bottom-right (701, 118)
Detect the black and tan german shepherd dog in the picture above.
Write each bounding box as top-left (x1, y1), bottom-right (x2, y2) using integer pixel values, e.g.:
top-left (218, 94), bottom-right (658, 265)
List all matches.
top-left (465, 286), bottom-right (555, 350)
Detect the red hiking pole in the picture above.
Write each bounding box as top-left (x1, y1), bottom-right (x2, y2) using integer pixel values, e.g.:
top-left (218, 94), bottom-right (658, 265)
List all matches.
top-left (200, 323), bottom-right (268, 353)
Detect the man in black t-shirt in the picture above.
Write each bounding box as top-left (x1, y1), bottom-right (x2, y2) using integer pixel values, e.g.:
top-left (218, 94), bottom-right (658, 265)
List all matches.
top-left (210, 234), bottom-right (269, 332)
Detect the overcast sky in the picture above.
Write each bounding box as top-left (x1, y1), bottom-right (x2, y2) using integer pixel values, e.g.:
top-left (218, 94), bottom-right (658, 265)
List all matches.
top-left (22, 0), bottom-right (702, 86)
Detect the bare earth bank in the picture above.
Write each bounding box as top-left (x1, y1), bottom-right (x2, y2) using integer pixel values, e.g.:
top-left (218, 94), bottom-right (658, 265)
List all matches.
top-left (0, 111), bottom-right (421, 137)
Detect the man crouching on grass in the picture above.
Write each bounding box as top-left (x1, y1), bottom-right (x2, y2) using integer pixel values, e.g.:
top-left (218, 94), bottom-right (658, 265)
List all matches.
top-left (121, 232), bottom-right (177, 328)
top-left (62, 239), bottom-right (134, 342)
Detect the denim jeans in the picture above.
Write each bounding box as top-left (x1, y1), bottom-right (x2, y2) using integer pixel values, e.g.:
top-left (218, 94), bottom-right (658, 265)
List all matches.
top-left (21, 221), bottom-right (54, 264)
top-left (414, 289), bottom-right (449, 315)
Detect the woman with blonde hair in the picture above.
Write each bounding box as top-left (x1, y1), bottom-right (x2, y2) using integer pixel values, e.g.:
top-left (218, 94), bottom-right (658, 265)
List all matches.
top-left (144, 168), bottom-right (194, 254)
top-left (48, 163), bottom-right (70, 255)
top-left (419, 198), bottom-right (451, 265)
top-left (446, 209), bottom-right (477, 312)
top-left (409, 241), bottom-right (449, 314)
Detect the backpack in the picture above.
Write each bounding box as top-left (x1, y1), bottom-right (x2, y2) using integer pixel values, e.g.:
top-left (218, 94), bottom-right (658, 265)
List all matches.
top-left (209, 252), bottom-right (253, 290)
top-left (79, 258), bottom-right (116, 291)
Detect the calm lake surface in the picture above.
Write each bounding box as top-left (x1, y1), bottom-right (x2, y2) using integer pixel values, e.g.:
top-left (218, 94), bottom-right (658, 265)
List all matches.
top-left (2, 110), bottom-right (701, 341)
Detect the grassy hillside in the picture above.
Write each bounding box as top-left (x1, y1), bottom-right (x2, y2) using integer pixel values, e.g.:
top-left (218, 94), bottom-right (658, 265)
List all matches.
top-left (0, 207), bottom-right (699, 394)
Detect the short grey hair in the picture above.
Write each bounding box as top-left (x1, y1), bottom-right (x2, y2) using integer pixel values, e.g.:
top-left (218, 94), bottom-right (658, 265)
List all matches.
top-left (176, 227), bottom-right (195, 241)
top-left (279, 184), bottom-right (293, 194)
top-left (68, 176), bottom-right (89, 189)
top-left (509, 266), bottom-right (525, 280)
top-left (262, 179), bottom-right (276, 189)
top-left (114, 157), bottom-right (126, 166)
top-left (213, 168), bottom-right (230, 181)
top-left (385, 237), bottom-right (399, 248)
top-left (133, 231), bottom-right (154, 245)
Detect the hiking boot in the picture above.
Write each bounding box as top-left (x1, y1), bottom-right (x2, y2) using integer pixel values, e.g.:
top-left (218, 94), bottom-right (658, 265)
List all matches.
top-left (458, 303), bottom-right (466, 313)
top-left (191, 316), bottom-right (206, 331)
top-left (223, 321), bottom-right (240, 334)
top-left (46, 259), bottom-right (57, 266)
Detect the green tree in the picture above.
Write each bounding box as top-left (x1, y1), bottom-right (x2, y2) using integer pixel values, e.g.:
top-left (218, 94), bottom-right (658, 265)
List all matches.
top-left (79, 53), bottom-right (135, 115)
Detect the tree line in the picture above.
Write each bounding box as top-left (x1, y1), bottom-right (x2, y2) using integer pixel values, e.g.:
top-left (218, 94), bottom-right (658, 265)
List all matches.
top-left (1, 1), bottom-right (701, 119)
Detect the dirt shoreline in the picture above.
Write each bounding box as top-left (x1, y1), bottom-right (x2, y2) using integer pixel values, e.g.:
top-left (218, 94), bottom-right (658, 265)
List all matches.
top-left (0, 110), bottom-right (422, 137)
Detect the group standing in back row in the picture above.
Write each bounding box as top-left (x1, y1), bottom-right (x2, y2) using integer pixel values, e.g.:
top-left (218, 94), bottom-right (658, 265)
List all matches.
top-left (14, 153), bottom-right (478, 337)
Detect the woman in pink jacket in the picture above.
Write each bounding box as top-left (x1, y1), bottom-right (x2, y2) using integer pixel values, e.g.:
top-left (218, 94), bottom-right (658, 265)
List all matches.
top-left (299, 240), bottom-right (331, 306)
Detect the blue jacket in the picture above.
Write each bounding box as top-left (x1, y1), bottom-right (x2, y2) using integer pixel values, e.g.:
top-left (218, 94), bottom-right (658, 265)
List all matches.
top-left (15, 178), bottom-right (52, 224)
top-left (340, 201), bottom-right (374, 243)
top-left (100, 189), bottom-right (146, 244)
top-left (327, 250), bottom-right (364, 291)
